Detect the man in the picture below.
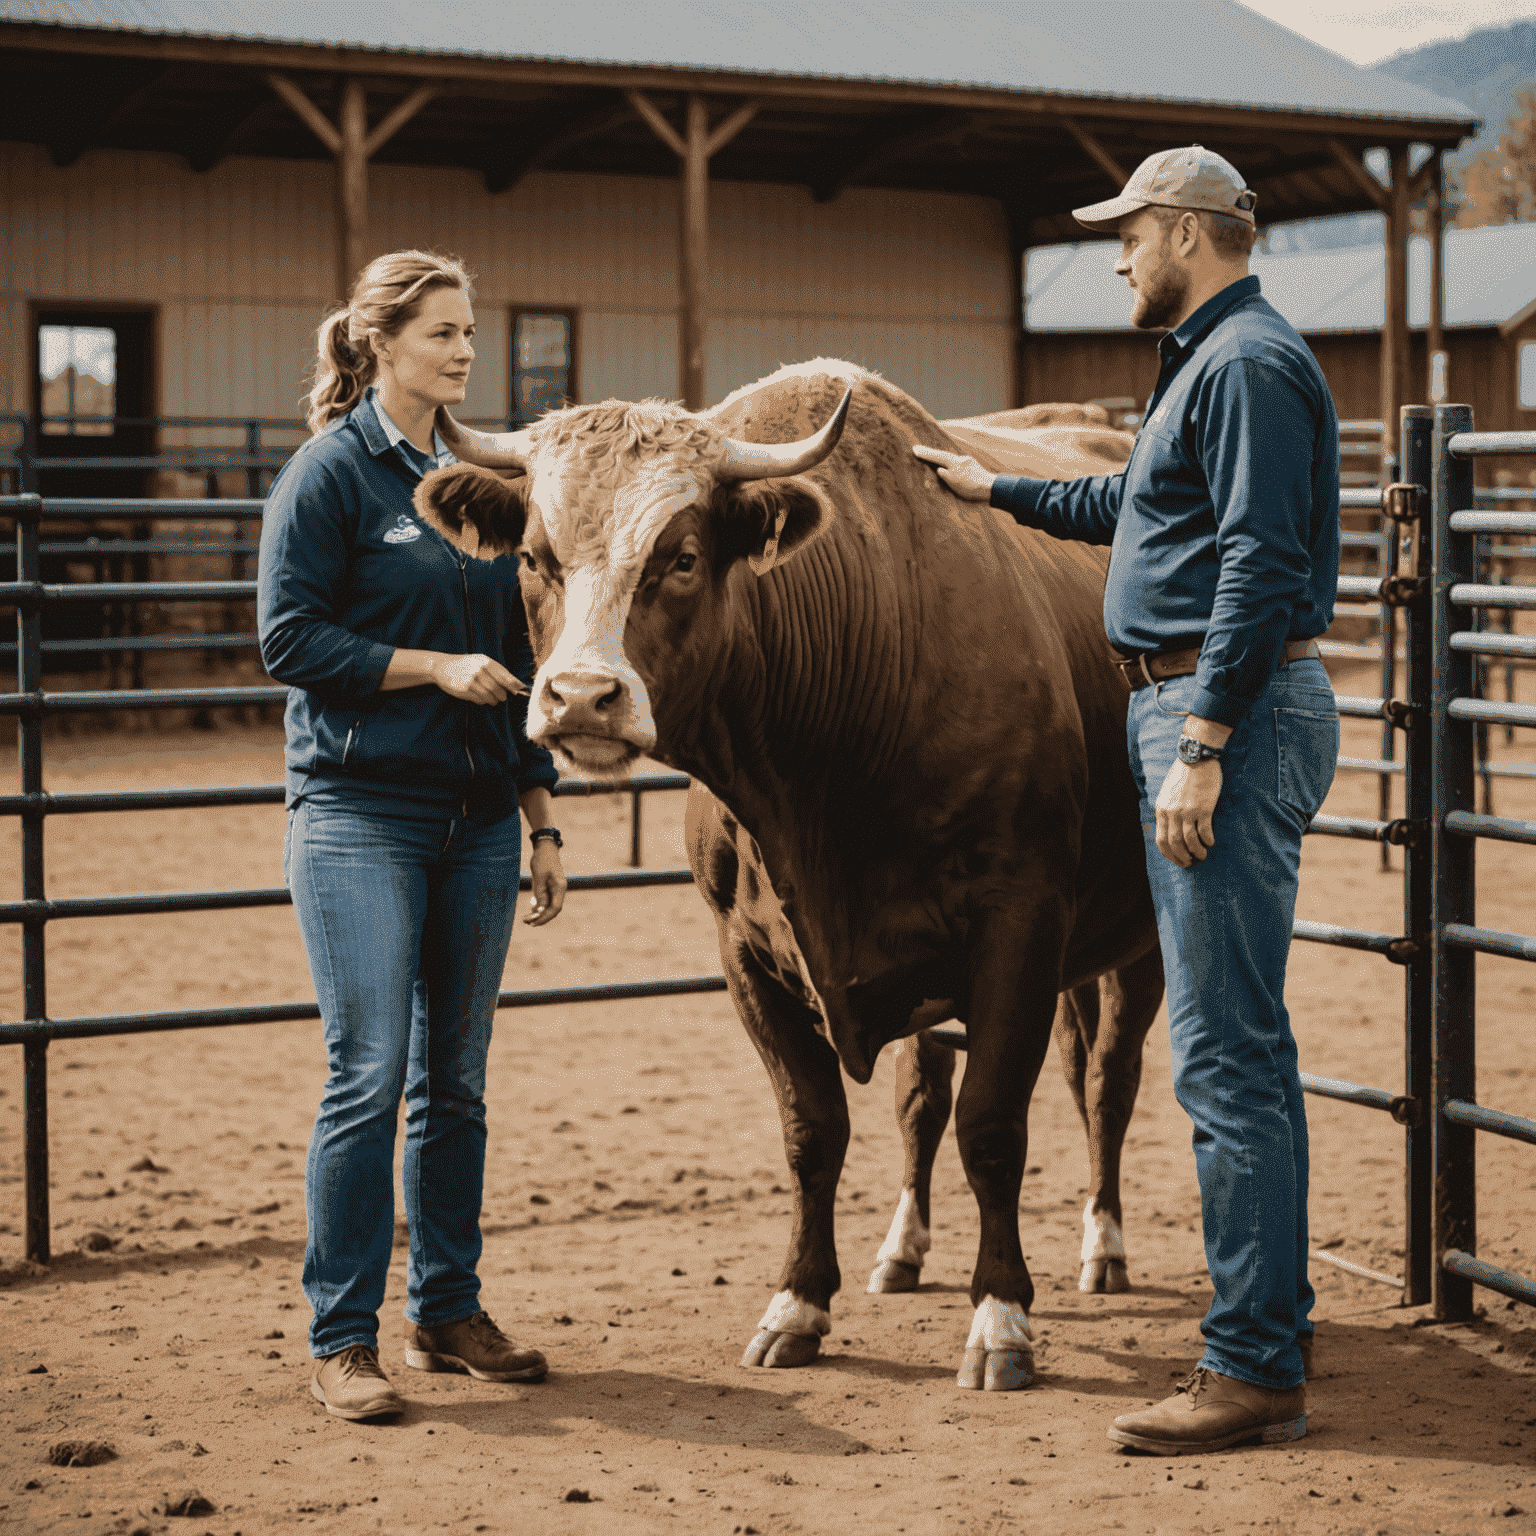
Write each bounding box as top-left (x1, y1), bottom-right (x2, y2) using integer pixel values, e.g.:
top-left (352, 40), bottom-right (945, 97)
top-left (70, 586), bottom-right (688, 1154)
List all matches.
top-left (915, 145), bottom-right (1340, 1455)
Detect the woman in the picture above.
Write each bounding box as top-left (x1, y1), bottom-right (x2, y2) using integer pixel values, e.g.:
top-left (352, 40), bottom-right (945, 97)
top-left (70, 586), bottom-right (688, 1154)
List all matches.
top-left (258, 250), bottom-right (567, 1421)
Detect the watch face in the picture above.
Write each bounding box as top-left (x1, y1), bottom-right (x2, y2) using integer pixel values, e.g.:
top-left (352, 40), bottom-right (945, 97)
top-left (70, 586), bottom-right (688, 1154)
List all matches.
top-left (1177, 737), bottom-right (1202, 764)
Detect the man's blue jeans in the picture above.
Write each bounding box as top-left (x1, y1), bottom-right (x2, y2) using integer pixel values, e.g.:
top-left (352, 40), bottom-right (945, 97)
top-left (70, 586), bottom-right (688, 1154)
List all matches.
top-left (1127, 658), bottom-right (1338, 1391)
top-left (284, 796), bottom-right (521, 1359)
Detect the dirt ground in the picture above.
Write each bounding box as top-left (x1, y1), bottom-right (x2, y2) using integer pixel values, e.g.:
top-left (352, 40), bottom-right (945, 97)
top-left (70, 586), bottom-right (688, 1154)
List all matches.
top-left (2, 691), bottom-right (1536, 1536)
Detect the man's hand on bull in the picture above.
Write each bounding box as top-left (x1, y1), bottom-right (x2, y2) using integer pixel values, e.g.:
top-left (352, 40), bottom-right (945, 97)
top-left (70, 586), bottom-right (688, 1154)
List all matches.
top-left (912, 445), bottom-right (997, 502)
top-left (381, 648), bottom-right (530, 705)
top-left (1154, 714), bottom-right (1234, 868)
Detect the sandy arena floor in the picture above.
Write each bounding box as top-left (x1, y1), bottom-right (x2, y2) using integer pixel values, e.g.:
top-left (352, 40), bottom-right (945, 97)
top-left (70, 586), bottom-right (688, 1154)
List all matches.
top-left (2, 696), bottom-right (1535, 1536)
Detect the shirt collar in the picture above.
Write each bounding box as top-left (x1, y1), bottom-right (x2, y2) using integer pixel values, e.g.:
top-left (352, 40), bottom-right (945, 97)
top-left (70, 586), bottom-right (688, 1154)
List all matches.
top-left (1158, 273), bottom-right (1262, 363)
top-left (364, 386), bottom-right (451, 467)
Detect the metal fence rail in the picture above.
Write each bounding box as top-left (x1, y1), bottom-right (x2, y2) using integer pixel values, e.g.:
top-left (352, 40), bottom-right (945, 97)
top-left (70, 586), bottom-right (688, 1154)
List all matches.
top-left (0, 491), bottom-right (710, 1265)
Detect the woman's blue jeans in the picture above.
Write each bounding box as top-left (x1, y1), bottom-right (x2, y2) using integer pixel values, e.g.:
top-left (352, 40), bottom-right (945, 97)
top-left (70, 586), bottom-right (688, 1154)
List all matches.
top-left (284, 795), bottom-right (521, 1359)
top-left (1127, 658), bottom-right (1338, 1391)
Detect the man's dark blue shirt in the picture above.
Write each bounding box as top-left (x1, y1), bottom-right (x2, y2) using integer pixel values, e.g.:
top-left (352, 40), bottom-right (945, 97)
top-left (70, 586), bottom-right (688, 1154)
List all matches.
top-left (991, 274), bottom-right (1340, 727)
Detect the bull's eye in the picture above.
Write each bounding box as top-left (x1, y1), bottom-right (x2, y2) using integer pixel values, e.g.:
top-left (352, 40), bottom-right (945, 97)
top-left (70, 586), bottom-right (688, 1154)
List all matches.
top-left (520, 551), bottom-right (536, 571)
top-left (674, 552), bottom-right (697, 574)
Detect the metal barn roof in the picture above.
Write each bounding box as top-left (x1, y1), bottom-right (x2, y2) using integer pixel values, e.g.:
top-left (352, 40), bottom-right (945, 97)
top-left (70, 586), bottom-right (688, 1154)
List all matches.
top-left (1025, 222), bottom-right (1536, 334)
top-left (0, 0), bottom-right (1481, 124)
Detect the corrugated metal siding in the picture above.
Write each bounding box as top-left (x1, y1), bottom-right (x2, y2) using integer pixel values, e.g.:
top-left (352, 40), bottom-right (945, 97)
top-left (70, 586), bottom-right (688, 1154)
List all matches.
top-left (3, 141), bottom-right (1012, 426)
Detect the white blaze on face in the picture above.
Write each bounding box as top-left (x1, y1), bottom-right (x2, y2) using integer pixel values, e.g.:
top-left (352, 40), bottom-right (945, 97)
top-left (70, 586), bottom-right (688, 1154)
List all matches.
top-left (965, 1295), bottom-right (1034, 1353)
top-left (757, 1289), bottom-right (832, 1339)
top-left (524, 456), bottom-right (710, 750)
top-left (874, 1187), bottom-right (931, 1270)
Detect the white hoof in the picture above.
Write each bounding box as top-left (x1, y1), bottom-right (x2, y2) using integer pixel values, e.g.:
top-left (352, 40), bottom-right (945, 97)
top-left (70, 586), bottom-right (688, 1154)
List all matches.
top-left (866, 1258), bottom-right (921, 1293)
top-left (1080, 1201), bottom-right (1129, 1292)
top-left (1079, 1257), bottom-right (1131, 1293)
top-left (957, 1296), bottom-right (1035, 1390)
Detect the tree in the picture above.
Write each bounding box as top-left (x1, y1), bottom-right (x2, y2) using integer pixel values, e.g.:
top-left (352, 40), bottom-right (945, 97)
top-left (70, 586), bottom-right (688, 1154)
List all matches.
top-left (1456, 87), bottom-right (1536, 228)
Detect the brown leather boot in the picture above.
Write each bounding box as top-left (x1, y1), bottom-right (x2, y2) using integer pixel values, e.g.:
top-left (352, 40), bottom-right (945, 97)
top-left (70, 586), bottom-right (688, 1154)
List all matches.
top-left (404, 1311), bottom-right (548, 1383)
top-left (310, 1345), bottom-right (405, 1421)
top-left (1109, 1367), bottom-right (1305, 1454)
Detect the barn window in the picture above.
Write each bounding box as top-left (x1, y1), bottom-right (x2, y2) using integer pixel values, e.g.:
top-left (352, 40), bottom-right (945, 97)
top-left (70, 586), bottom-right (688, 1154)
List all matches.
top-left (38, 324), bottom-right (116, 435)
top-left (1521, 342), bottom-right (1536, 411)
top-left (510, 309), bottom-right (577, 424)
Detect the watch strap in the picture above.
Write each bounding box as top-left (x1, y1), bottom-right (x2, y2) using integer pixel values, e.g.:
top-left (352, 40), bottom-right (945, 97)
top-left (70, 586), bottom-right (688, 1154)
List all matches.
top-left (1178, 735), bottom-right (1224, 764)
top-left (529, 826), bottom-right (563, 848)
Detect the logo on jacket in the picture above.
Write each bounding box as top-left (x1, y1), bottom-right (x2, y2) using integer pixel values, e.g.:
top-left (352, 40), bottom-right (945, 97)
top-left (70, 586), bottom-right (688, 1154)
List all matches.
top-left (383, 515), bottom-right (422, 545)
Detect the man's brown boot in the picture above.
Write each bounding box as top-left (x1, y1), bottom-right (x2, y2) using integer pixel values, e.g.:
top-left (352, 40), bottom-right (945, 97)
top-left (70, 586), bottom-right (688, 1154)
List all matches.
top-left (310, 1344), bottom-right (405, 1421)
top-left (404, 1311), bottom-right (548, 1383)
top-left (1109, 1366), bottom-right (1305, 1454)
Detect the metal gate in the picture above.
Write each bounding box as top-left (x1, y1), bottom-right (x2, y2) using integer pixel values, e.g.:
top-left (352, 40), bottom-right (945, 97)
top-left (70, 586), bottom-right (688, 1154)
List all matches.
top-left (0, 492), bottom-right (722, 1266)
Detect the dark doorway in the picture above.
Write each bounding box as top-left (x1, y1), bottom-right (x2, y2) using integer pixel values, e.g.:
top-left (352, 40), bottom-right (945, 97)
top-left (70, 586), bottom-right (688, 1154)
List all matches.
top-left (509, 308), bottom-right (578, 425)
top-left (29, 306), bottom-right (156, 672)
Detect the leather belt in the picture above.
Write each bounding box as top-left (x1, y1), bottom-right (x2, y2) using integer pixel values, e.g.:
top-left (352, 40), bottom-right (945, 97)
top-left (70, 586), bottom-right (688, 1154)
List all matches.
top-left (1115, 638), bottom-right (1321, 692)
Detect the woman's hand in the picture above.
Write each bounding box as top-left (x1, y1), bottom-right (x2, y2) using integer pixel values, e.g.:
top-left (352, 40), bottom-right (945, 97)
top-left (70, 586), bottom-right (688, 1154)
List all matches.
top-left (912, 445), bottom-right (997, 502)
top-left (381, 648), bottom-right (528, 703)
top-left (525, 840), bottom-right (568, 925)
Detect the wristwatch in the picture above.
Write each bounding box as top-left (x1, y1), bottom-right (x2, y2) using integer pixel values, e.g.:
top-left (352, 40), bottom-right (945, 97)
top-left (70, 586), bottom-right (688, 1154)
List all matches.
top-left (529, 826), bottom-right (563, 849)
top-left (1176, 736), bottom-right (1225, 766)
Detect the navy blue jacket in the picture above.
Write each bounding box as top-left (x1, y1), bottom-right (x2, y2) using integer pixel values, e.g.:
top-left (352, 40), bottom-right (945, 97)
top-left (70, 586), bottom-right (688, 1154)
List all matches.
top-left (991, 275), bottom-right (1340, 726)
top-left (257, 398), bottom-right (557, 813)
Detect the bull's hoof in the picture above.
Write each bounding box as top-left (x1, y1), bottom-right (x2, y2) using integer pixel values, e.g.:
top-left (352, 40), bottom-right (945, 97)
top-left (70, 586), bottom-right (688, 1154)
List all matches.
top-left (866, 1258), bottom-right (921, 1294)
top-left (740, 1329), bottom-right (822, 1369)
top-left (1079, 1258), bottom-right (1131, 1294)
top-left (956, 1345), bottom-right (1033, 1392)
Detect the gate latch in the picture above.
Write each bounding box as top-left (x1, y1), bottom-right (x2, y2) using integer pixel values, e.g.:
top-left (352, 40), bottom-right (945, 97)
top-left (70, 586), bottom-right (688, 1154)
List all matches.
top-left (1388, 1093), bottom-right (1422, 1127)
top-left (1380, 698), bottom-right (1415, 729)
top-left (1382, 818), bottom-right (1426, 848)
top-left (1382, 483), bottom-right (1426, 523)
top-left (1379, 575), bottom-right (1426, 606)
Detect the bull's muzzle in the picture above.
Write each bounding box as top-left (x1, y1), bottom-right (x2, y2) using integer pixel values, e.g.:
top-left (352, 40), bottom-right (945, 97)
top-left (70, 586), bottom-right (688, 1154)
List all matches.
top-left (540, 669), bottom-right (626, 732)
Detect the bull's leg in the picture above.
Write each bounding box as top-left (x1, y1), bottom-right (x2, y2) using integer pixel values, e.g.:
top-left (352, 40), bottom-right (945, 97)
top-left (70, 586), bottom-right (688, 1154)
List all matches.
top-left (1054, 945), bottom-right (1164, 1292)
top-left (868, 1030), bottom-right (956, 1294)
top-left (954, 910), bottom-right (1066, 1392)
top-left (722, 935), bottom-right (850, 1372)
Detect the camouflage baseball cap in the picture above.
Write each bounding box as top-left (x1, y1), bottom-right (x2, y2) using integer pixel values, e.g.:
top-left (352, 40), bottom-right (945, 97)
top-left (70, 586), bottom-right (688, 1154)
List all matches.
top-left (1073, 144), bottom-right (1257, 234)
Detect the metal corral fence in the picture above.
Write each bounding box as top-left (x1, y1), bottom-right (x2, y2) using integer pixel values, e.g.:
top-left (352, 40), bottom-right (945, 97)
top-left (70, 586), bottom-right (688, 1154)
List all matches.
top-left (0, 491), bottom-right (724, 1264)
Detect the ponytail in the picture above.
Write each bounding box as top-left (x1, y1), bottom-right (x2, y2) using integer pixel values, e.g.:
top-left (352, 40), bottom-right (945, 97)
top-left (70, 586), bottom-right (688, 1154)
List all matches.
top-left (303, 249), bottom-right (475, 436)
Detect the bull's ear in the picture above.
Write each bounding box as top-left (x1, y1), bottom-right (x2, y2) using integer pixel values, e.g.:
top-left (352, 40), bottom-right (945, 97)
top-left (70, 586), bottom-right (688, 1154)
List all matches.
top-left (415, 464), bottom-right (529, 555)
top-left (724, 477), bottom-right (835, 577)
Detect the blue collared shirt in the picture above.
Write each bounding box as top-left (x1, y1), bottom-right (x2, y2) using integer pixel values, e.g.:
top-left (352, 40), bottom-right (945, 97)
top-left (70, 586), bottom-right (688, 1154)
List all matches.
top-left (367, 386), bottom-right (455, 476)
top-left (991, 274), bottom-right (1340, 726)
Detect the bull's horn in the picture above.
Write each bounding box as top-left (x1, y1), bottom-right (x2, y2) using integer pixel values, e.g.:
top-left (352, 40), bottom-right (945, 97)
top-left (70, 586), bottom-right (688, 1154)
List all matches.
top-left (717, 389), bottom-right (851, 482)
top-left (434, 407), bottom-right (534, 474)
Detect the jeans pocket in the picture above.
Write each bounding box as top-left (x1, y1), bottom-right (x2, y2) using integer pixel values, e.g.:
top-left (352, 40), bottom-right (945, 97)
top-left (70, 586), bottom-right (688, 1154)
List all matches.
top-left (1151, 678), bottom-right (1192, 718)
top-left (1275, 706), bottom-right (1339, 819)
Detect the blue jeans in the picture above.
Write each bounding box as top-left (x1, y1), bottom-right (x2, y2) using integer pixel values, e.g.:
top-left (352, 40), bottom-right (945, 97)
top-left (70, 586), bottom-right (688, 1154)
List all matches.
top-left (284, 795), bottom-right (521, 1358)
top-left (1127, 658), bottom-right (1338, 1391)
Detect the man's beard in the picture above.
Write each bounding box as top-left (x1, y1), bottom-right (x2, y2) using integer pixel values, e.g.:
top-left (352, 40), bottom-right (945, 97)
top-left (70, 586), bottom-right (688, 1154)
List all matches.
top-left (1130, 241), bottom-right (1191, 331)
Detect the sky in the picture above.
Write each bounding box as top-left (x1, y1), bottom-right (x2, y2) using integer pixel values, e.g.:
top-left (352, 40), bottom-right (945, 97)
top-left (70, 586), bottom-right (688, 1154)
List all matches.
top-left (1236, 0), bottom-right (1536, 66)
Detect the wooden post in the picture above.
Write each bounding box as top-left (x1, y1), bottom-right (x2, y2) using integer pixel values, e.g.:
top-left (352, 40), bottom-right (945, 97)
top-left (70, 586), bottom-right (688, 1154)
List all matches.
top-left (628, 91), bottom-right (758, 409)
top-left (679, 95), bottom-right (710, 411)
top-left (337, 78), bottom-right (368, 302)
top-left (1426, 150), bottom-right (1446, 403)
top-left (1009, 231), bottom-right (1028, 409)
top-left (1381, 145), bottom-right (1412, 478)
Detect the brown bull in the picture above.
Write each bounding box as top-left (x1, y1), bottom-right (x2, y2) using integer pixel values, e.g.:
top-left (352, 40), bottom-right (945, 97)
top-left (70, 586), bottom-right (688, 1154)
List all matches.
top-left (421, 361), bottom-right (1162, 1391)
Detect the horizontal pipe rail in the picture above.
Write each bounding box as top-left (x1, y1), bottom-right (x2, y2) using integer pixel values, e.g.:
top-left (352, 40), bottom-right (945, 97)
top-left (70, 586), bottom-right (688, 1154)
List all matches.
top-left (1448, 582), bottom-right (1536, 610)
top-left (1442, 921), bottom-right (1536, 963)
top-left (1448, 431), bottom-right (1536, 458)
top-left (0, 497), bottom-right (266, 519)
top-left (0, 685), bottom-right (288, 715)
top-left (0, 579), bottom-right (257, 603)
top-left (1444, 809), bottom-right (1536, 846)
top-left (0, 866), bottom-right (701, 923)
top-left (0, 541), bottom-right (262, 557)
top-left (1334, 695), bottom-right (1397, 721)
top-left (1443, 1098), bottom-right (1536, 1147)
top-left (1446, 697), bottom-right (1536, 729)
top-left (1448, 631), bottom-right (1536, 659)
top-left (1306, 814), bottom-right (1390, 841)
top-left (1338, 488), bottom-right (1385, 507)
top-left (0, 635), bottom-right (259, 656)
top-left (1291, 919), bottom-right (1409, 959)
top-left (0, 975), bottom-right (731, 1047)
top-left (1338, 755), bottom-right (1403, 775)
top-left (1309, 1248), bottom-right (1404, 1288)
top-left (1450, 510), bottom-right (1536, 535)
top-left (1441, 1250), bottom-right (1536, 1309)
top-left (1298, 1071), bottom-right (1400, 1114)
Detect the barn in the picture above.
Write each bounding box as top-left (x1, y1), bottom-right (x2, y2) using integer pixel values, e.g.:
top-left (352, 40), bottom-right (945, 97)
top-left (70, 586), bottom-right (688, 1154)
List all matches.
top-left (0, 0), bottom-right (1478, 497)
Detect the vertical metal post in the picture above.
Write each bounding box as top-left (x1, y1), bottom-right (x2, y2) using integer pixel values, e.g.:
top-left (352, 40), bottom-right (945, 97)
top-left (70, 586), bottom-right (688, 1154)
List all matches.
top-left (1377, 502), bottom-right (1397, 870)
top-left (245, 419), bottom-right (262, 502)
top-left (16, 493), bottom-right (49, 1264)
top-left (1425, 151), bottom-right (1445, 404)
top-left (1430, 403), bottom-right (1476, 1321)
top-left (1399, 407), bottom-right (1433, 1306)
top-left (629, 787), bottom-right (643, 868)
top-left (1380, 146), bottom-right (1411, 482)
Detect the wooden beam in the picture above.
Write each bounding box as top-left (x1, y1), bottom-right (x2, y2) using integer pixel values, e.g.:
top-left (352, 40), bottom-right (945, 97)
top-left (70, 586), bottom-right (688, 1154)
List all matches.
top-left (5, 26), bottom-right (1474, 145)
top-left (1407, 153), bottom-right (1439, 205)
top-left (481, 99), bottom-right (635, 195)
top-left (1425, 150), bottom-right (1445, 401)
top-left (704, 99), bottom-right (759, 158)
top-left (47, 60), bottom-right (167, 167)
top-left (364, 81), bottom-right (438, 158)
top-left (1056, 116), bottom-right (1128, 187)
top-left (679, 94), bottom-right (709, 410)
top-left (626, 89), bottom-right (686, 157)
top-left (1381, 144), bottom-right (1412, 472)
top-left (336, 77), bottom-right (368, 301)
top-left (265, 69), bottom-right (340, 154)
top-left (1327, 138), bottom-right (1389, 213)
top-left (811, 108), bottom-right (973, 203)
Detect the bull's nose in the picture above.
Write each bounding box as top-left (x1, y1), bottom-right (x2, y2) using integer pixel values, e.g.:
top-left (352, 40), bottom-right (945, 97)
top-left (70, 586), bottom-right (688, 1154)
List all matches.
top-left (542, 671), bottom-right (627, 731)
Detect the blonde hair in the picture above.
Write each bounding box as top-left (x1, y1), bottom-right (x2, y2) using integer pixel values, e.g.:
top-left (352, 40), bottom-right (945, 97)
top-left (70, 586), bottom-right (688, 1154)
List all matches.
top-left (305, 249), bottom-right (475, 434)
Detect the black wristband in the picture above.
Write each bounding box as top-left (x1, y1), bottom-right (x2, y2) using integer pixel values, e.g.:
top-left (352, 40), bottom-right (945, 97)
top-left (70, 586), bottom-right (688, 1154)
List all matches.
top-left (529, 826), bottom-right (563, 849)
